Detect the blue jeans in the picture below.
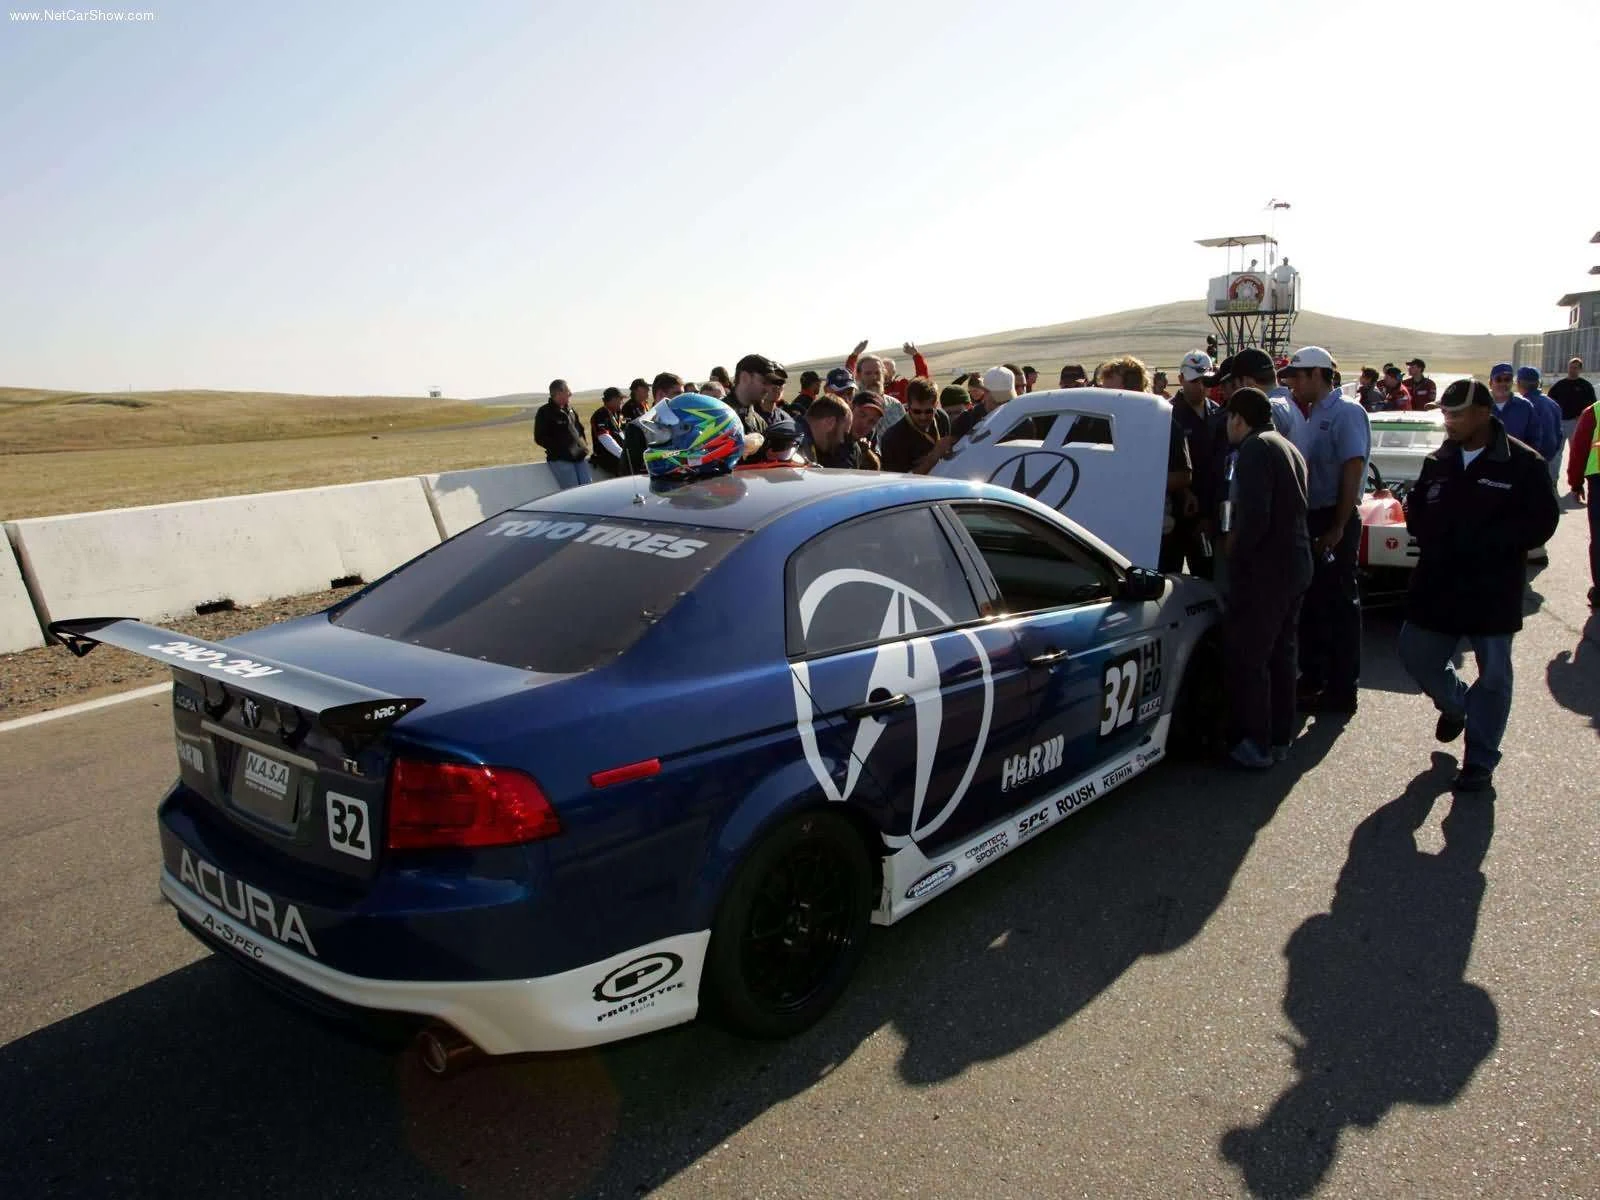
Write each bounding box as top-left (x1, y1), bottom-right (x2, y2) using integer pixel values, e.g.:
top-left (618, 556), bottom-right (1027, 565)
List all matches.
top-left (1398, 623), bottom-right (1514, 771)
top-left (548, 459), bottom-right (593, 490)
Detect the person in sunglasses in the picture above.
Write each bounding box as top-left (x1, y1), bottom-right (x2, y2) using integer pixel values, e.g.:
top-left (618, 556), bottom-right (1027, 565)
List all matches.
top-left (1486, 363), bottom-right (1538, 447)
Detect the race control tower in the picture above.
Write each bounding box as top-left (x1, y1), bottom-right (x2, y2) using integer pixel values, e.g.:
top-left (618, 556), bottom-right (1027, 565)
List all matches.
top-left (1196, 233), bottom-right (1300, 359)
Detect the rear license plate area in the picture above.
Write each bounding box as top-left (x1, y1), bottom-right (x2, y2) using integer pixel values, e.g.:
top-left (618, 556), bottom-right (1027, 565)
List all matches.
top-left (228, 747), bottom-right (302, 830)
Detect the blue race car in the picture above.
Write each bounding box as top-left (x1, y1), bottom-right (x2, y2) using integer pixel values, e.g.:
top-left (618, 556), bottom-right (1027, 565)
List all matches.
top-left (52, 469), bottom-right (1222, 1070)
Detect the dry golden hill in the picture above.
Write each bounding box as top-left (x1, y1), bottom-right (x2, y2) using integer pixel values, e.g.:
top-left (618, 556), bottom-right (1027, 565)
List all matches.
top-left (0, 387), bottom-right (493, 455)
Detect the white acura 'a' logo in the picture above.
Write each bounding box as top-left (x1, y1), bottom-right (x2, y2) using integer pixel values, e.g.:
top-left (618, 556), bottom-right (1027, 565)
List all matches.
top-left (790, 569), bottom-right (993, 847)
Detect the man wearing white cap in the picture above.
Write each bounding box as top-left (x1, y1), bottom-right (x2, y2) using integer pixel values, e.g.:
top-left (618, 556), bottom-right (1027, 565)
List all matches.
top-left (1284, 346), bottom-right (1371, 716)
top-left (947, 365), bottom-right (1023, 446)
top-left (1164, 350), bottom-right (1226, 577)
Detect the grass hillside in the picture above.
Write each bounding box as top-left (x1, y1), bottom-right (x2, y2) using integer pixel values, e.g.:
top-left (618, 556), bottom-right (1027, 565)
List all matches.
top-left (779, 302), bottom-right (1529, 384)
top-left (0, 303), bottom-right (1533, 518)
top-left (0, 387), bottom-right (493, 454)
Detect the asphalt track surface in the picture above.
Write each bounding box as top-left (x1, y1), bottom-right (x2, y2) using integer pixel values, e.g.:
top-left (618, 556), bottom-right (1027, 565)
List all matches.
top-left (2, 505), bottom-right (1596, 1200)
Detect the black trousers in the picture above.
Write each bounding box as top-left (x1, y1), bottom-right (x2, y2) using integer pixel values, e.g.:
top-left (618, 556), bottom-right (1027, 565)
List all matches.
top-left (1225, 583), bottom-right (1304, 749)
top-left (1299, 508), bottom-right (1362, 697)
top-left (1160, 518), bottom-right (1215, 579)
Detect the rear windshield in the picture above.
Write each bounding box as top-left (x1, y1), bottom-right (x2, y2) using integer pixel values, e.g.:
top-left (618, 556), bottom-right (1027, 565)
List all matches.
top-left (332, 513), bottom-right (741, 673)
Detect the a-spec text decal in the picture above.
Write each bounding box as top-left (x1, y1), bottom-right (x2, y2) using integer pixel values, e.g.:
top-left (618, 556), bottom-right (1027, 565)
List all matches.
top-left (178, 848), bottom-right (317, 957)
top-left (486, 519), bottom-right (707, 560)
top-left (148, 641), bottom-right (282, 680)
top-left (1099, 639), bottom-right (1164, 736)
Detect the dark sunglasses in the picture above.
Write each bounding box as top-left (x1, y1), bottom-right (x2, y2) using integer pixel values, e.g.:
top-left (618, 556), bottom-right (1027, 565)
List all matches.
top-left (1490, 374), bottom-right (1513, 382)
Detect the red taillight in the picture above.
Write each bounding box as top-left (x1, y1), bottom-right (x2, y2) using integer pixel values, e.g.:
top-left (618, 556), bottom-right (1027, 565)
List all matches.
top-left (387, 758), bottom-right (561, 850)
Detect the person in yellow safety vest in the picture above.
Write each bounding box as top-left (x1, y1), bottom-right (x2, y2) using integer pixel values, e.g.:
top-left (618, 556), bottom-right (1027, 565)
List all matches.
top-left (1565, 397), bottom-right (1600, 609)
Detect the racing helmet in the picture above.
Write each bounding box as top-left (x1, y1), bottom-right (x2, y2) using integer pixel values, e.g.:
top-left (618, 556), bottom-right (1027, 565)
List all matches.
top-left (636, 392), bottom-right (746, 479)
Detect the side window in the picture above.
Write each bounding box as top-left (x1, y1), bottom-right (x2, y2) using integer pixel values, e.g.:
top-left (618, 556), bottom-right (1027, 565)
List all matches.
top-left (952, 504), bottom-right (1117, 615)
top-left (997, 414), bottom-right (1058, 443)
top-left (788, 507), bottom-right (980, 657)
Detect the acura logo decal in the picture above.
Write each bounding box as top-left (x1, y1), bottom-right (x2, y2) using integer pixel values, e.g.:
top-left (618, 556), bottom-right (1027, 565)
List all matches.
top-left (790, 568), bottom-right (993, 848)
top-left (987, 450), bottom-right (1081, 511)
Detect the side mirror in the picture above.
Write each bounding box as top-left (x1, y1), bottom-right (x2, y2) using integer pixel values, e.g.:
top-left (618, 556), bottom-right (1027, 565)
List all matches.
top-left (1119, 566), bottom-right (1167, 603)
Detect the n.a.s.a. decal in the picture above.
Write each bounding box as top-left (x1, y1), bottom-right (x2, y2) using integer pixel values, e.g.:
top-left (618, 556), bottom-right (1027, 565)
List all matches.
top-left (1099, 639), bottom-right (1164, 736)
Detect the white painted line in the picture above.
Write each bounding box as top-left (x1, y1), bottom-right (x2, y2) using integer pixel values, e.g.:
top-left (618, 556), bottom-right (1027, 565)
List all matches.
top-left (0, 681), bottom-right (171, 734)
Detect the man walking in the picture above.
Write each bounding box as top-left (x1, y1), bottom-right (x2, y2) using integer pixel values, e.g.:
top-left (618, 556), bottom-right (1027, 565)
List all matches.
top-left (1220, 388), bottom-right (1314, 769)
top-left (1487, 363), bottom-right (1538, 445)
top-left (1550, 357), bottom-right (1596, 479)
top-left (1285, 346), bottom-right (1370, 716)
top-left (1566, 391), bottom-right (1600, 607)
top-left (1514, 366), bottom-right (1563, 480)
top-left (1399, 379), bottom-right (1559, 791)
top-left (533, 379), bottom-right (592, 490)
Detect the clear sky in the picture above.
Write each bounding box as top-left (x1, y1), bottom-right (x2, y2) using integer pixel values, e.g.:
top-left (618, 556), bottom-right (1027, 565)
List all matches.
top-left (2, 0), bottom-right (1596, 397)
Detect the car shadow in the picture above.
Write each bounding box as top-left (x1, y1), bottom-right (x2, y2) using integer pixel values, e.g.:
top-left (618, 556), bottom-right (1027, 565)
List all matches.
top-left (1545, 612), bottom-right (1600, 731)
top-left (1218, 754), bottom-right (1499, 1198)
top-left (0, 726), bottom-right (1342, 1199)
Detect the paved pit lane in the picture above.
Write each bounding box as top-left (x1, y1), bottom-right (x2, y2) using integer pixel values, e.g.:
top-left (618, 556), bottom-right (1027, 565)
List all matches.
top-left (2, 503), bottom-right (1595, 1199)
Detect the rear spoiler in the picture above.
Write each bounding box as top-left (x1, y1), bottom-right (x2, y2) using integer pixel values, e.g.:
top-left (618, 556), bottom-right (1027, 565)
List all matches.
top-left (48, 618), bottom-right (424, 739)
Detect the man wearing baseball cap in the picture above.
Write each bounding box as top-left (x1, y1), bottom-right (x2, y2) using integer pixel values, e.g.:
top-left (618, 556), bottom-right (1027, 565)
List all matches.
top-left (1399, 379), bottom-right (1559, 791)
top-left (730, 354), bottom-right (788, 436)
top-left (1514, 366), bottom-right (1563, 479)
top-left (1486, 363), bottom-right (1537, 446)
top-left (1165, 350), bottom-right (1225, 577)
top-left (824, 366), bottom-right (856, 403)
top-left (1231, 347), bottom-right (1302, 437)
top-left (1404, 358), bottom-right (1437, 410)
top-left (1284, 345), bottom-right (1370, 715)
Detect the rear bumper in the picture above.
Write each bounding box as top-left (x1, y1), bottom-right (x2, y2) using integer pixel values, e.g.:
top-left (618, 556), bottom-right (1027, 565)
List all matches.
top-left (160, 869), bottom-right (709, 1055)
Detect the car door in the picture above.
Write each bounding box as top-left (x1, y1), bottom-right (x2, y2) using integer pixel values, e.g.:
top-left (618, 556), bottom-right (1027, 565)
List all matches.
top-left (943, 501), bottom-right (1165, 818)
top-left (785, 503), bottom-right (1034, 857)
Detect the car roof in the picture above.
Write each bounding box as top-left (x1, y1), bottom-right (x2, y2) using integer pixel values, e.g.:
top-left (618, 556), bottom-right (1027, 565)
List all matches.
top-left (1370, 411), bottom-right (1444, 425)
top-left (514, 470), bottom-right (998, 531)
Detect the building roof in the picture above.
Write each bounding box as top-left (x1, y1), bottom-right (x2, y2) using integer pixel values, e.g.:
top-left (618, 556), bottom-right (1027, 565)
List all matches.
top-left (1195, 234), bottom-right (1278, 249)
top-left (1558, 290), bottom-right (1600, 308)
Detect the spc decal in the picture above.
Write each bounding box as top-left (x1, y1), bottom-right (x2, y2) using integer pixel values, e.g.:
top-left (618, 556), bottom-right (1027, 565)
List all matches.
top-left (1099, 639), bottom-right (1164, 736)
top-left (790, 568), bottom-right (994, 849)
top-left (486, 519), bottom-right (708, 560)
top-left (1015, 805), bottom-right (1050, 841)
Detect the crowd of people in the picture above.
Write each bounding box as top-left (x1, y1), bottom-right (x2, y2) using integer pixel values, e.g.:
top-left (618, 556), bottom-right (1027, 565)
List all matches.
top-left (530, 338), bottom-right (1586, 792)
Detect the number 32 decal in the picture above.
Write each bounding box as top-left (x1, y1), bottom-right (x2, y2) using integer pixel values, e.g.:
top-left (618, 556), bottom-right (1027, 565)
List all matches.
top-left (326, 792), bottom-right (372, 860)
top-left (1100, 641), bottom-right (1164, 736)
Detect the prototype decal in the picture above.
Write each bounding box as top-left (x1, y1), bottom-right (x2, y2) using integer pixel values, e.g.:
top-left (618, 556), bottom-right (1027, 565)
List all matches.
top-left (178, 848), bottom-right (317, 957)
top-left (986, 450), bottom-right (1081, 511)
top-left (1100, 639), bottom-right (1164, 736)
top-left (592, 952), bottom-right (686, 1024)
top-left (486, 519), bottom-right (707, 560)
top-left (790, 568), bottom-right (994, 848)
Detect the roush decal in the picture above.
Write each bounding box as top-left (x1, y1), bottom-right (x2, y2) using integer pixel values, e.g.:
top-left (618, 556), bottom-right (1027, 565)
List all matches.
top-left (1055, 778), bottom-right (1098, 816)
top-left (791, 568), bottom-right (994, 848)
top-left (178, 849), bottom-right (317, 957)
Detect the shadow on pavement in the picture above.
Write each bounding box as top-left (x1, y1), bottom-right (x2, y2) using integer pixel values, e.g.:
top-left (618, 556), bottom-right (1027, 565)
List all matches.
top-left (1546, 612), bottom-right (1600, 731)
top-left (0, 723), bottom-right (1345, 1199)
top-left (1219, 753), bottom-right (1499, 1198)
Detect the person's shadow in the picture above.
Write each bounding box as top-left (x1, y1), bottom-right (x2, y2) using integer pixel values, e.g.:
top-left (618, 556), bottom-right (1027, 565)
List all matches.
top-left (1219, 754), bottom-right (1499, 1198)
top-left (1546, 612), bottom-right (1600, 732)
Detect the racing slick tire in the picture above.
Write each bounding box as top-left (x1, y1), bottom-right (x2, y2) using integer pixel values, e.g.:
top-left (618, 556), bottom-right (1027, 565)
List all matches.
top-left (702, 809), bottom-right (873, 1040)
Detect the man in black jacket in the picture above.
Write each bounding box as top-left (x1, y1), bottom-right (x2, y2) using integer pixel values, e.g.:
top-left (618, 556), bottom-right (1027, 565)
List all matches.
top-left (1398, 378), bottom-right (1560, 792)
top-left (1220, 388), bottom-right (1314, 769)
top-left (589, 387), bottom-right (627, 478)
top-left (533, 379), bottom-right (591, 489)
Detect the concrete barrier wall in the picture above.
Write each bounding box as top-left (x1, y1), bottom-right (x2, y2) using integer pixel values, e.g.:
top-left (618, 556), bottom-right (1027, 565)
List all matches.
top-left (6, 477), bottom-right (443, 626)
top-left (420, 462), bottom-right (562, 538)
top-left (0, 532), bottom-right (45, 653)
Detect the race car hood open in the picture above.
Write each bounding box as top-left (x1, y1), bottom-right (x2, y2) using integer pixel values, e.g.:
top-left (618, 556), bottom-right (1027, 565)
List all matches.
top-left (931, 387), bottom-right (1171, 568)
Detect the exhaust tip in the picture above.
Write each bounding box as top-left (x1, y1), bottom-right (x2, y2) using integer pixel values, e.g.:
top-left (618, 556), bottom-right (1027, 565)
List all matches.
top-left (414, 1024), bottom-right (482, 1077)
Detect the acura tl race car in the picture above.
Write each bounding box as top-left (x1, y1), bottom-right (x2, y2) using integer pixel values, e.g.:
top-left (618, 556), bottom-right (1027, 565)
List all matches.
top-left (52, 389), bottom-right (1222, 1071)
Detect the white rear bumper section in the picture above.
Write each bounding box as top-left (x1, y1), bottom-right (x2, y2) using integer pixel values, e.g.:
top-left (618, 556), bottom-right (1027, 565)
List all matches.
top-left (160, 869), bottom-right (709, 1055)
